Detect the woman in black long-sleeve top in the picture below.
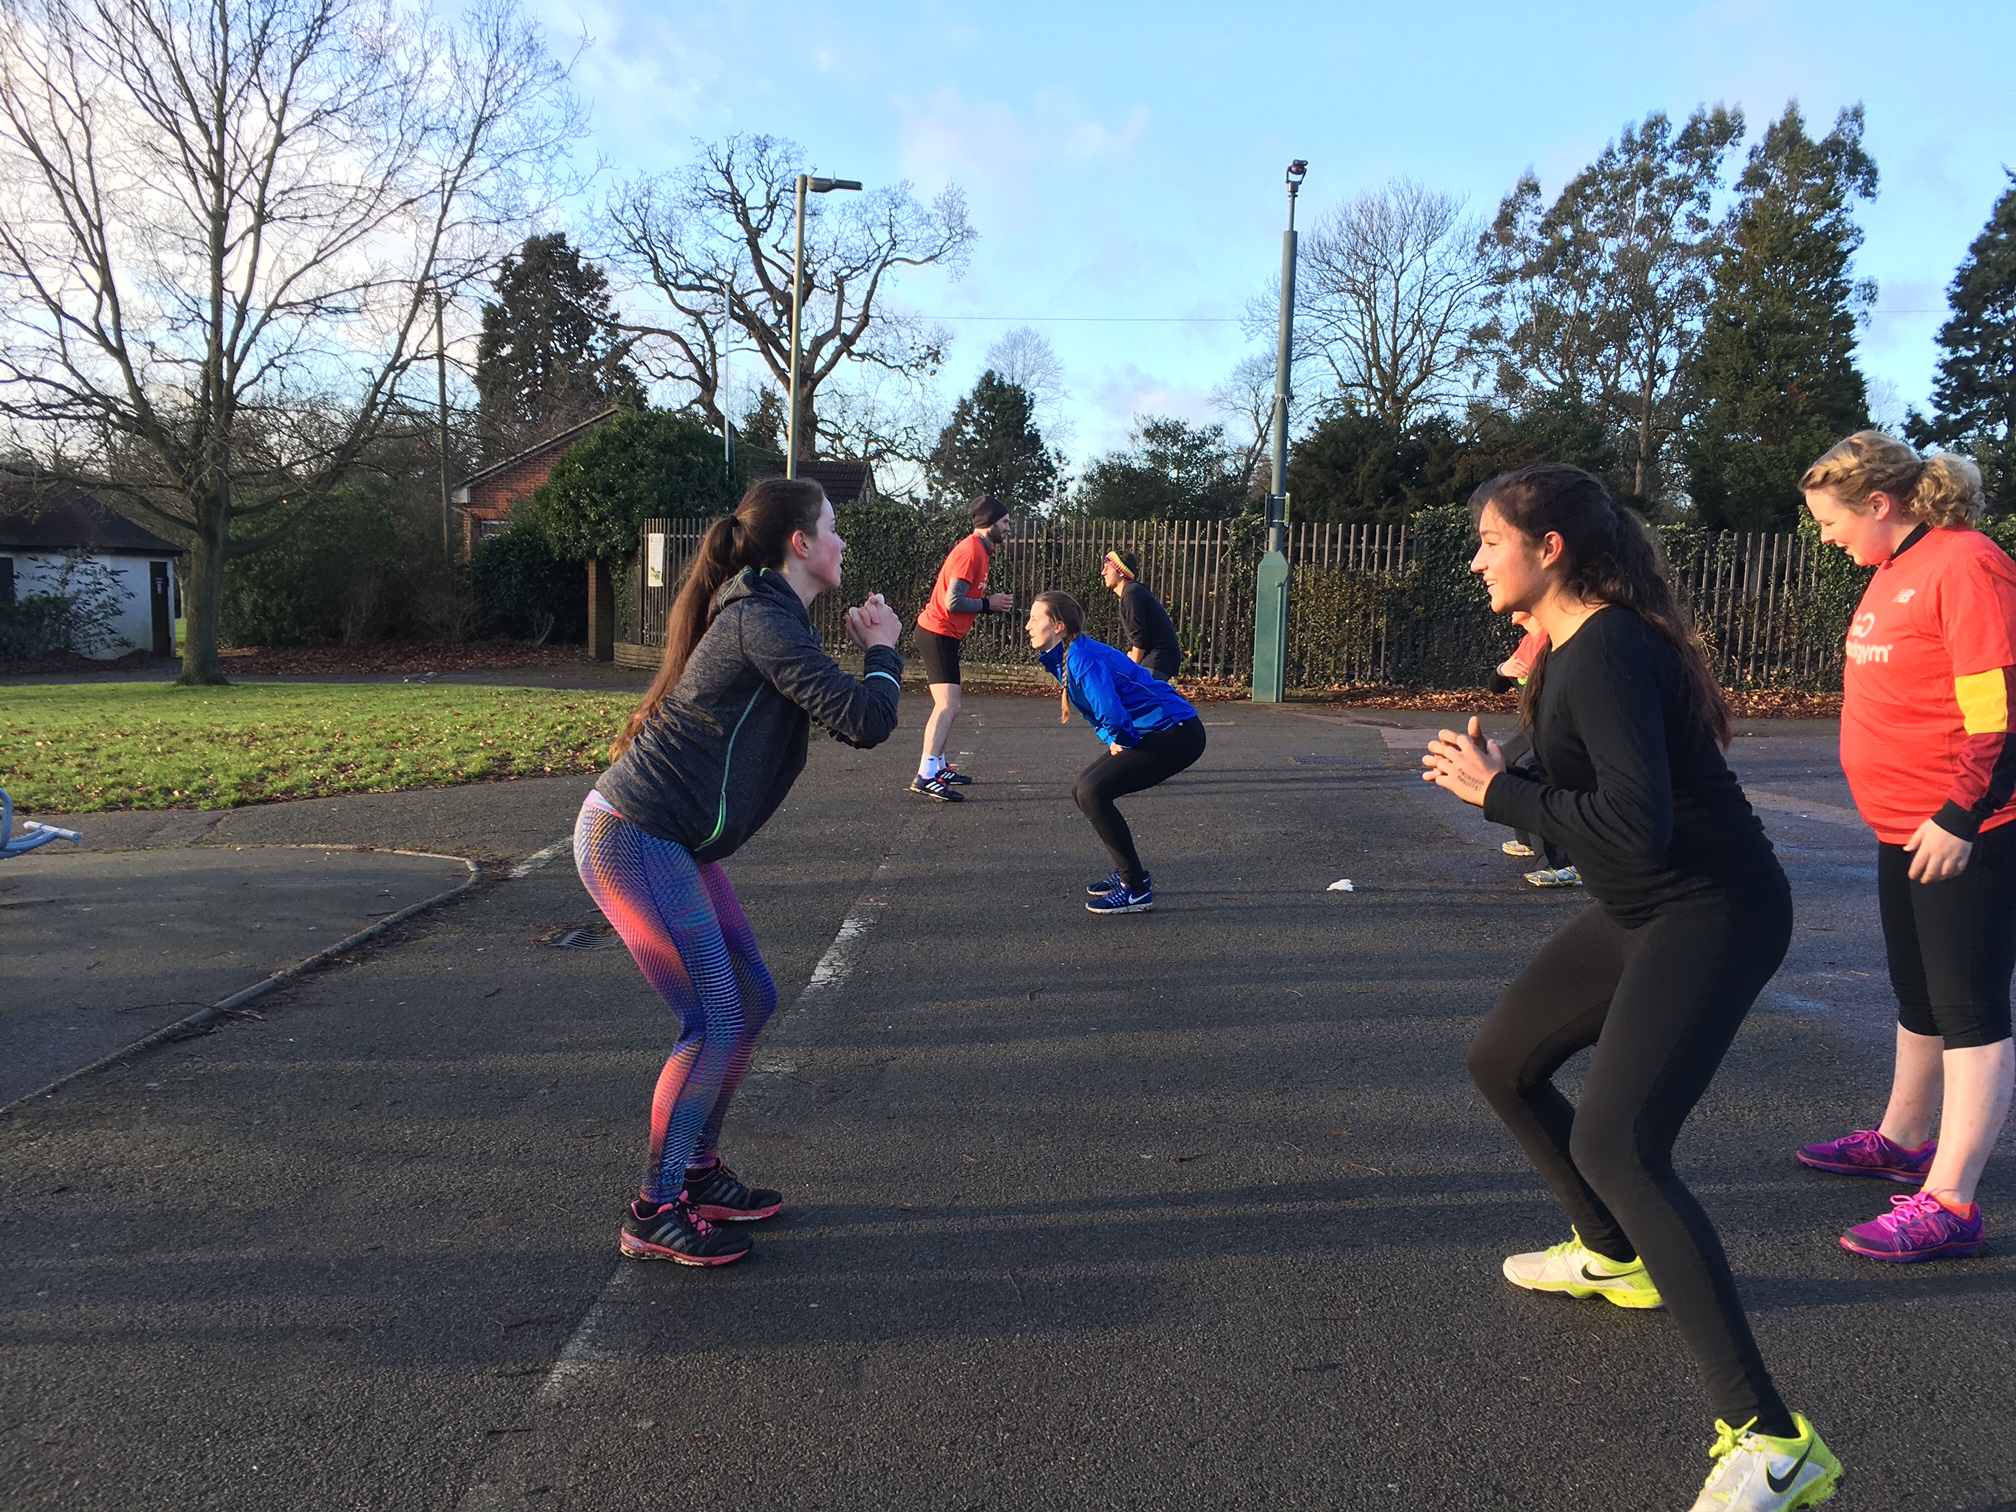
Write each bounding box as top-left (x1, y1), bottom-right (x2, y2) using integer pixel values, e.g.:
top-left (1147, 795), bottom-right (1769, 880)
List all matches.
top-left (1422, 464), bottom-right (1841, 1512)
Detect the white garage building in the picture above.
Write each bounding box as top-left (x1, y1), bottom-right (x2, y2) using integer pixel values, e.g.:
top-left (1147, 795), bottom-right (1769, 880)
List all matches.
top-left (0, 483), bottom-right (183, 658)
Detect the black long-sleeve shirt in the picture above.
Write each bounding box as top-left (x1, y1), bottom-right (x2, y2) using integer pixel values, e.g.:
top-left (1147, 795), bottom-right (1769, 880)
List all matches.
top-left (1119, 581), bottom-right (1183, 675)
top-left (1481, 607), bottom-right (1779, 923)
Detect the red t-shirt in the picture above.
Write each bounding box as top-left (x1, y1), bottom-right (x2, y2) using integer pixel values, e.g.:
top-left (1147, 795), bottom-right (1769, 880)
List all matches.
top-left (915, 534), bottom-right (991, 639)
top-left (1840, 525), bottom-right (2016, 844)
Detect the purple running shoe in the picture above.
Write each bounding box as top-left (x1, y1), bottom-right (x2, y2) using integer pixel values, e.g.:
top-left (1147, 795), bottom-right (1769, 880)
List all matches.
top-left (1795, 1127), bottom-right (1935, 1182)
top-left (1840, 1191), bottom-right (1986, 1262)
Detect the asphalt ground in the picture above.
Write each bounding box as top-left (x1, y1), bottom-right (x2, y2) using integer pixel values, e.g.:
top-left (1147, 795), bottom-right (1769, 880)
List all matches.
top-left (2, 696), bottom-right (2013, 1510)
top-left (0, 846), bottom-right (471, 1105)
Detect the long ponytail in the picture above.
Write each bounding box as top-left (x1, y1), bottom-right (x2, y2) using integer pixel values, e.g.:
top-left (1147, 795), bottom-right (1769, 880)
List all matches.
top-left (1472, 463), bottom-right (1730, 748)
top-left (610, 477), bottom-right (827, 759)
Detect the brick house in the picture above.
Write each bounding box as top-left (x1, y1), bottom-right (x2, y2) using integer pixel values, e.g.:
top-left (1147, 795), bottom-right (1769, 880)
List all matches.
top-left (448, 407), bottom-right (619, 559)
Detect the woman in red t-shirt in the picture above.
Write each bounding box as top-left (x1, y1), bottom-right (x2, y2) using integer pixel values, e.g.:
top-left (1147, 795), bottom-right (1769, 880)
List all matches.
top-left (1798, 431), bottom-right (2014, 1264)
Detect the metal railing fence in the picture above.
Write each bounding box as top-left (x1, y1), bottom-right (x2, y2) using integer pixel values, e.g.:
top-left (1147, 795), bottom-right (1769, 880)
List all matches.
top-left (624, 515), bottom-right (1857, 692)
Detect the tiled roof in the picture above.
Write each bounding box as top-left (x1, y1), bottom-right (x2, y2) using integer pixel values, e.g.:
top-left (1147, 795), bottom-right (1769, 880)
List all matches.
top-left (451, 407), bottom-right (621, 498)
top-left (0, 479), bottom-right (182, 554)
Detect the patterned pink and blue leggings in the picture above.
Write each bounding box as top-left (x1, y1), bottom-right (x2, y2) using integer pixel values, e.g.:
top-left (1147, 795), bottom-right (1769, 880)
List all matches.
top-left (574, 794), bottom-right (779, 1203)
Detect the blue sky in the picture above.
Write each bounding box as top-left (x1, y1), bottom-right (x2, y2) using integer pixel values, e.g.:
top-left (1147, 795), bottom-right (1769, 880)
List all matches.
top-left (528, 0), bottom-right (2016, 468)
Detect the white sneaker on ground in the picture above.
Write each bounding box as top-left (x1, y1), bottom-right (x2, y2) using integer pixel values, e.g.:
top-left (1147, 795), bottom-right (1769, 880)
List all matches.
top-left (1501, 1230), bottom-right (1663, 1309)
top-left (1688, 1414), bottom-right (1842, 1510)
top-left (1524, 865), bottom-right (1581, 888)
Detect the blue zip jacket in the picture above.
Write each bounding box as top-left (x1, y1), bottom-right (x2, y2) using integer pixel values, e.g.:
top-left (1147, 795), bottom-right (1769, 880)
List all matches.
top-left (1040, 635), bottom-right (1197, 747)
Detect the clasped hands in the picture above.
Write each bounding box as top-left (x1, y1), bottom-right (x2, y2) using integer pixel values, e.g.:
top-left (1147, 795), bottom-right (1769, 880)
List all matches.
top-left (1421, 715), bottom-right (1505, 809)
top-left (844, 593), bottom-right (903, 651)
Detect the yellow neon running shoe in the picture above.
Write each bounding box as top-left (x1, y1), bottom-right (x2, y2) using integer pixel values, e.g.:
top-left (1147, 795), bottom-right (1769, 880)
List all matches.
top-left (1501, 1230), bottom-right (1664, 1309)
top-left (1689, 1414), bottom-right (1842, 1510)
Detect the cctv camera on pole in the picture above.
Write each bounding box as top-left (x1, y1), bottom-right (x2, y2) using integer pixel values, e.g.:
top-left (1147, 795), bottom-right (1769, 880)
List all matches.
top-left (1251, 159), bottom-right (1306, 704)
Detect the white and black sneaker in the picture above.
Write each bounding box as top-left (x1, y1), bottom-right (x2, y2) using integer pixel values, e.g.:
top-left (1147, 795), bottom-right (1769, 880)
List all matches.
top-left (909, 774), bottom-right (964, 803)
top-left (1689, 1413), bottom-right (1842, 1510)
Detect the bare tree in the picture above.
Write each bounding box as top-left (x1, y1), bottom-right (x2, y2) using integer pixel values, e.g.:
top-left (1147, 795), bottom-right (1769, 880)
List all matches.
top-left (1211, 349), bottom-right (1319, 493)
top-left (983, 325), bottom-right (1072, 451)
top-left (1275, 179), bottom-right (1489, 434)
top-left (602, 133), bottom-right (975, 461)
top-left (0, 0), bottom-right (577, 682)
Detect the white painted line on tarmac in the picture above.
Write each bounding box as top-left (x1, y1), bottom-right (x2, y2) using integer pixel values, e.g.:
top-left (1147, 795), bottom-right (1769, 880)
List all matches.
top-left (1376, 727), bottom-right (1436, 751)
top-left (452, 860), bottom-right (898, 1509)
top-left (507, 837), bottom-right (573, 879)
top-left (802, 890), bottom-right (887, 995)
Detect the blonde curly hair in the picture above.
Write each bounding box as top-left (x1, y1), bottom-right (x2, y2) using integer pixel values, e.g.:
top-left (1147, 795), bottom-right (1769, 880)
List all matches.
top-left (1800, 430), bottom-right (1986, 530)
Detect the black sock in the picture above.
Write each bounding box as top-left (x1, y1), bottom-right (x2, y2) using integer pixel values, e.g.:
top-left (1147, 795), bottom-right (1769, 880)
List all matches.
top-left (1748, 1407), bottom-right (1799, 1440)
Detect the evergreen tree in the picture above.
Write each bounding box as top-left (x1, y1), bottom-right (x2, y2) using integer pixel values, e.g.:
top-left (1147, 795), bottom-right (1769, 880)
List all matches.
top-left (532, 410), bottom-right (744, 565)
top-left (737, 390), bottom-right (787, 456)
top-left (475, 233), bottom-right (643, 461)
top-left (1908, 173), bottom-right (2016, 512)
top-left (1684, 104), bottom-right (1878, 530)
top-left (1073, 417), bottom-right (1248, 521)
top-left (928, 370), bottom-right (1061, 508)
top-left (1284, 399), bottom-right (1626, 525)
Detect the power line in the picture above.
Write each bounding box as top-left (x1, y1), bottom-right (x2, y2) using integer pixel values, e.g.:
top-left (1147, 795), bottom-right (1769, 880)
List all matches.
top-left (918, 315), bottom-right (1243, 323)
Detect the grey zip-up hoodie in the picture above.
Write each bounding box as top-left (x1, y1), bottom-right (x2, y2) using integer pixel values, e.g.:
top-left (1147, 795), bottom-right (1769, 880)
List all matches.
top-left (595, 568), bottom-right (902, 861)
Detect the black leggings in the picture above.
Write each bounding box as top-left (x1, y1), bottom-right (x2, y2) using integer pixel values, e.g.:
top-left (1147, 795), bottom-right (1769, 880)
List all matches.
top-left (1466, 881), bottom-right (1794, 1431)
top-left (1878, 820), bottom-right (2016, 1049)
top-left (1072, 718), bottom-right (1206, 886)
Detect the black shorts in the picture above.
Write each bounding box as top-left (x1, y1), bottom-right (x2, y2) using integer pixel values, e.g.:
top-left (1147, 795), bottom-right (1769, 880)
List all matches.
top-left (1878, 821), bottom-right (2016, 1048)
top-left (915, 627), bottom-right (962, 686)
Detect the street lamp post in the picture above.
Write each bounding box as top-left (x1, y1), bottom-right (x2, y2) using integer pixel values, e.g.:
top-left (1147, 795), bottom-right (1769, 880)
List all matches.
top-left (1251, 159), bottom-right (1307, 705)
top-left (787, 173), bottom-right (863, 478)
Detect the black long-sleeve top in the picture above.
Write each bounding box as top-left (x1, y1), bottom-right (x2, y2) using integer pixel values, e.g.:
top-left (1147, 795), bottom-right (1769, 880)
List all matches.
top-left (1481, 607), bottom-right (1780, 923)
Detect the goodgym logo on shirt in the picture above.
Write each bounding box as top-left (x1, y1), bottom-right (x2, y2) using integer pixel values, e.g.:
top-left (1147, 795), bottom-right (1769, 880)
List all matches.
top-left (1847, 610), bottom-right (1891, 665)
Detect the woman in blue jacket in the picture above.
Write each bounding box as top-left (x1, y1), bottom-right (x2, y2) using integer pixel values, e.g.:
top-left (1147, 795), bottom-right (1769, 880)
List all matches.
top-left (1027, 590), bottom-right (1205, 914)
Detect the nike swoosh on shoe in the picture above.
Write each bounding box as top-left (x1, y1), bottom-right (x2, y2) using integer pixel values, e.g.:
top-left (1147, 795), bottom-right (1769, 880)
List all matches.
top-left (1766, 1441), bottom-right (1814, 1494)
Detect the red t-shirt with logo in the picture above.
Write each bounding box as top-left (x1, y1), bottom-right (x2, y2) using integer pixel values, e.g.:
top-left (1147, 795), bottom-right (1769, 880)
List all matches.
top-left (916, 534), bottom-right (991, 639)
top-left (1840, 525), bottom-right (2016, 844)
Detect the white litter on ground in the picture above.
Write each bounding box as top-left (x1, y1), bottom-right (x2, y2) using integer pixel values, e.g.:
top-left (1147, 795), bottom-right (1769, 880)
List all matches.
top-left (1327, 878), bottom-right (1355, 892)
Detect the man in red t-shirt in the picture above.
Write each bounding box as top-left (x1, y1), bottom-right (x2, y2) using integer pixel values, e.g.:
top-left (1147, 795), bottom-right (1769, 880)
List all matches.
top-left (910, 495), bottom-right (1015, 801)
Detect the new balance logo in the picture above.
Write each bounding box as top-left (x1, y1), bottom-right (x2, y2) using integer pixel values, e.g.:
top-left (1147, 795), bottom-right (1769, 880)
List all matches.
top-left (1894, 587), bottom-right (1917, 603)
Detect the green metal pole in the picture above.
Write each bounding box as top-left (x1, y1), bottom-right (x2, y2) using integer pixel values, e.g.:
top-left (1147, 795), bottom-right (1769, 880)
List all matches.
top-left (1252, 161), bottom-right (1305, 703)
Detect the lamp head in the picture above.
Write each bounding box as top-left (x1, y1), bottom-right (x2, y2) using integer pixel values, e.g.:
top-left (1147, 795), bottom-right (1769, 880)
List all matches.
top-left (1286, 160), bottom-right (1308, 189)
top-left (806, 176), bottom-right (864, 194)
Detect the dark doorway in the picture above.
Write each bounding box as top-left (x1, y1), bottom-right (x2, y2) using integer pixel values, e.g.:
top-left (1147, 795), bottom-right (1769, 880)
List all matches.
top-left (150, 561), bottom-right (172, 657)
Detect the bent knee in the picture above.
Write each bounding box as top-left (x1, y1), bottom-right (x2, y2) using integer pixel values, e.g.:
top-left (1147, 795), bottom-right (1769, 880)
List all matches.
top-left (1568, 1119), bottom-right (1652, 1193)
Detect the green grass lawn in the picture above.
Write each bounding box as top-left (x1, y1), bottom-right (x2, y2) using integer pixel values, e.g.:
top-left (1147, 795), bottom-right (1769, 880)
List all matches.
top-left (0, 682), bottom-right (637, 813)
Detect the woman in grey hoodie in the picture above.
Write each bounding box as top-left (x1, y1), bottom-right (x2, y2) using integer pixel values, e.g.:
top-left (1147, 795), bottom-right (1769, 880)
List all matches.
top-left (577, 477), bottom-right (904, 1266)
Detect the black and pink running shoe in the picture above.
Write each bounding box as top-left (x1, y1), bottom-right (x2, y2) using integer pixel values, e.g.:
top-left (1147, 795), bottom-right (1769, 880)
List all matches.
top-left (1794, 1127), bottom-right (1936, 1182)
top-left (682, 1161), bottom-right (783, 1223)
top-left (619, 1194), bottom-right (752, 1265)
top-left (1840, 1191), bottom-right (1987, 1262)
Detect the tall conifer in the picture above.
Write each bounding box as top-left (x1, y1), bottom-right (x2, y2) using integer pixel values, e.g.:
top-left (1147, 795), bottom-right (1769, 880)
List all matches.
top-left (1685, 105), bottom-right (1877, 529)
top-left (1908, 174), bottom-right (2016, 511)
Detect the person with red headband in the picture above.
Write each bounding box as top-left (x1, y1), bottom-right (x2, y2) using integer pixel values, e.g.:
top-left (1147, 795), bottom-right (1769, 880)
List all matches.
top-left (1101, 549), bottom-right (1184, 681)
